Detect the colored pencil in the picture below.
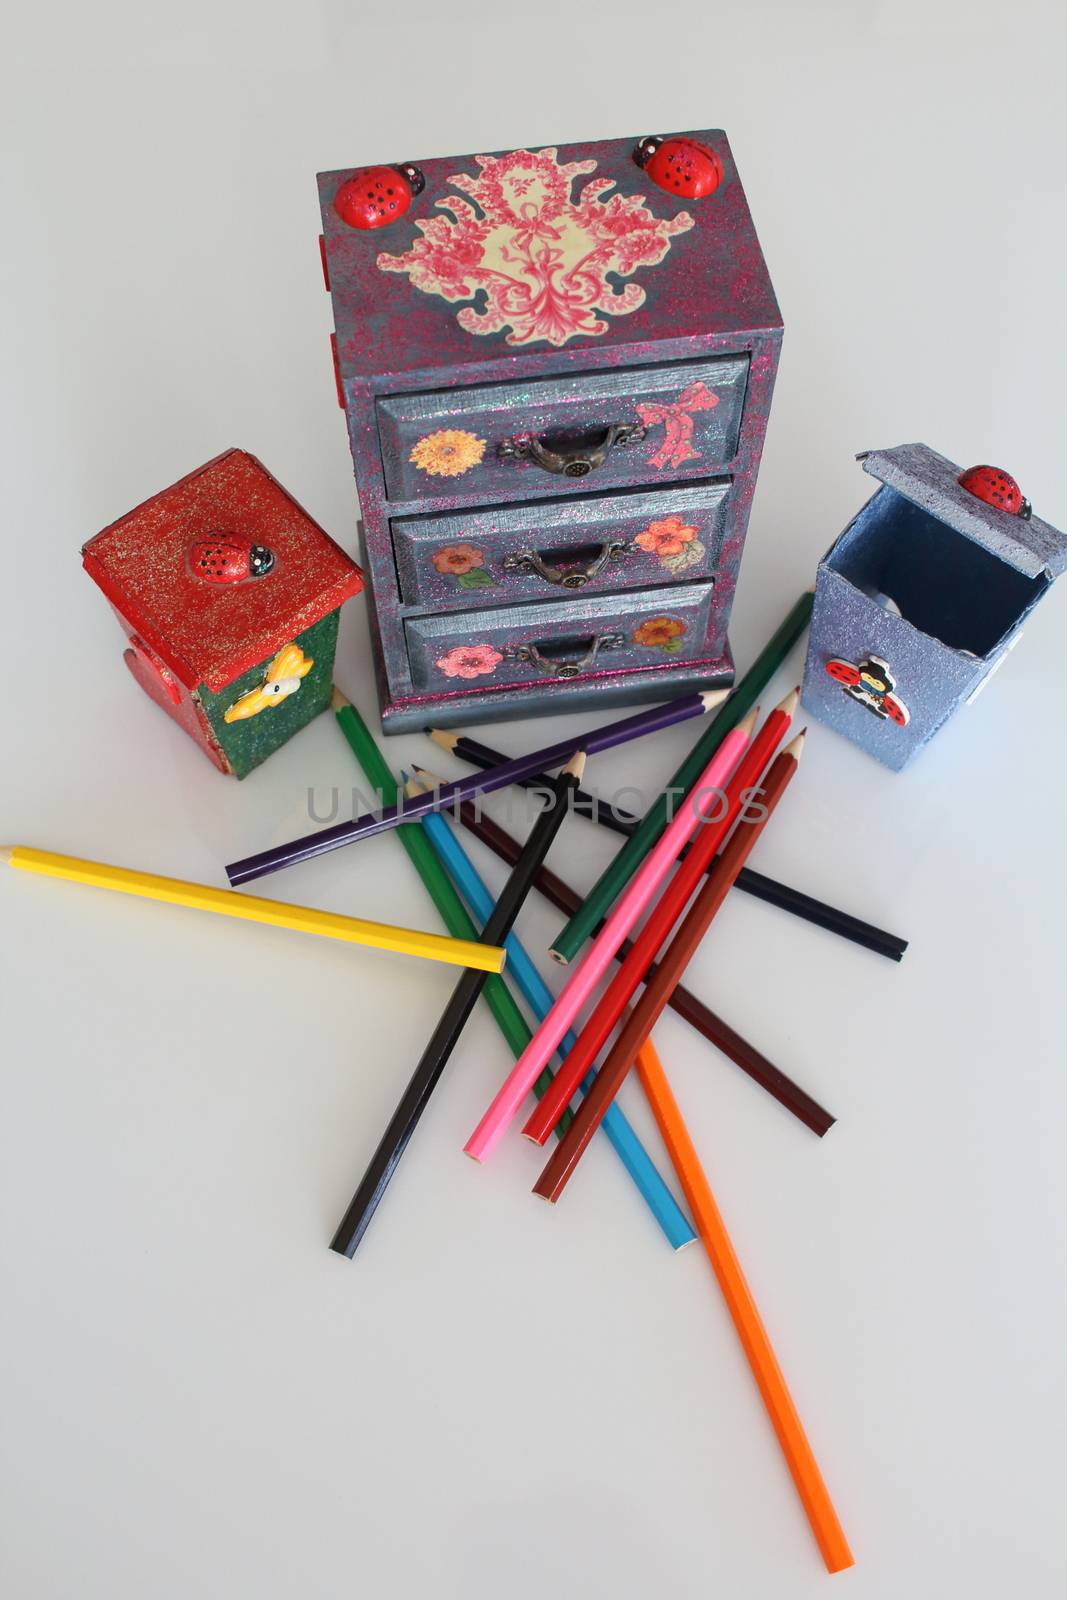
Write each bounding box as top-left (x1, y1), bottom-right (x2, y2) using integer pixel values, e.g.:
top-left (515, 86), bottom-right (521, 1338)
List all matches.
top-left (463, 715), bottom-right (755, 1163)
top-left (429, 726), bottom-right (907, 962)
top-left (225, 688), bottom-right (728, 887)
top-left (633, 1039), bottom-right (854, 1574)
top-left (331, 753), bottom-right (585, 1257)
top-left (436, 794), bottom-right (834, 1136)
top-left (523, 691), bottom-right (797, 1144)
top-left (533, 736), bottom-right (805, 1204)
top-left (549, 590), bottom-right (814, 964)
top-left (1, 844), bottom-right (505, 974)
top-left (332, 690), bottom-right (573, 1136)
top-left (406, 776), bottom-right (694, 1250)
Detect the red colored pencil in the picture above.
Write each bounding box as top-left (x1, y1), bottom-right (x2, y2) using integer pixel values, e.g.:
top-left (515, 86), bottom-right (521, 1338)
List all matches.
top-left (522, 690), bottom-right (797, 1145)
top-left (533, 734), bottom-right (806, 1204)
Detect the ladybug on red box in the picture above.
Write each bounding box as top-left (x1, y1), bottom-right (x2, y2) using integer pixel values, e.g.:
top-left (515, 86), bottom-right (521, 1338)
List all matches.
top-left (83, 450), bottom-right (362, 778)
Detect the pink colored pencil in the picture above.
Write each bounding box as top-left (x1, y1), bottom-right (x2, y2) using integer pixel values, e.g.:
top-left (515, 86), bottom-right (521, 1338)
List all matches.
top-left (463, 711), bottom-right (756, 1162)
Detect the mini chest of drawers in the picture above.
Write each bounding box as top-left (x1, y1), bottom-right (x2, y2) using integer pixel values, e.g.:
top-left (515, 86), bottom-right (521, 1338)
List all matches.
top-left (316, 131), bottom-right (781, 731)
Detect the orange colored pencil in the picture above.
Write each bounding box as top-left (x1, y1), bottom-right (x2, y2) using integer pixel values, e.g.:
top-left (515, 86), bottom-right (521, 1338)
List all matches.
top-left (634, 1038), bottom-right (854, 1574)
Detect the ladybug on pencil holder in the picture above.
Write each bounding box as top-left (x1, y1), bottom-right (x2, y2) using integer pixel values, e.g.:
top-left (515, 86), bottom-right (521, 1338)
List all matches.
top-left (825, 654), bottom-right (910, 726)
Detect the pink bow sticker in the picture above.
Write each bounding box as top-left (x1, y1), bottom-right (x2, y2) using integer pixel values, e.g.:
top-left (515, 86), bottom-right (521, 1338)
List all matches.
top-left (636, 380), bottom-right (719, 470)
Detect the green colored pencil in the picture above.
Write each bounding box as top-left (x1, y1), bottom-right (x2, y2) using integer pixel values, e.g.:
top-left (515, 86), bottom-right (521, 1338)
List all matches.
top-left (549, 590), bottom-right (815, 964)
top-left (331, 689), bottom-right (572, 1133)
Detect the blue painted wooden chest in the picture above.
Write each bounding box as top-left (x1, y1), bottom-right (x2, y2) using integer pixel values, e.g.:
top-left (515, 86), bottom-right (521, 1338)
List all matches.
top-left (801, 444), bottom-right (1067, 770)
top-left (316, 132), bottom-right (782, 731)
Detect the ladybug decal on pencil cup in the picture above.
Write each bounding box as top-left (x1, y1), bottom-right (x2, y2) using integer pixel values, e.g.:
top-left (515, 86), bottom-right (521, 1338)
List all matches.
top-left (958, 464), bottom-right (1032, 520)
top-left (635, 135), bottom-right (723, 200)
top-left (826, 654), bottom-right (910, 726)
top-left (333, 164), bottom-right (425, 231)
top-left (188, 535), bottom-right (276, 585)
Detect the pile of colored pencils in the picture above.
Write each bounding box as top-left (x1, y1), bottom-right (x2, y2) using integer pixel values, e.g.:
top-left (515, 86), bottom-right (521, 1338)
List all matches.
top-left (5, 591), bottom-right (917, 1576)
top-left (216, 591), bottom-right (905, 1573)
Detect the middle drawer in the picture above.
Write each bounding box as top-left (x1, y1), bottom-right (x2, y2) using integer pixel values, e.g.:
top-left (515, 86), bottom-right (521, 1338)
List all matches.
top-left (392, 480), bottom-right (730, 611)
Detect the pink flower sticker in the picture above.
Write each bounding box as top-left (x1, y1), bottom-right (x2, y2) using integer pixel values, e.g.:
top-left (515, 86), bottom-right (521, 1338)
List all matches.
top-left (435, 644), bottom-right (504, 680)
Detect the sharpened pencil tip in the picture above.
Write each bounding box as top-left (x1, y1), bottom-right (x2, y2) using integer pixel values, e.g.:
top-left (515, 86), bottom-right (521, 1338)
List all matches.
top-left (700, 687), bottom-right (731, 711)
top-left (562, 749), bottom-right (587, 781)
top-left (414, 765), bottom-right (446, 790)
top-left (777, 685), bottom-right (801, 716)
top-left (783, 729), bottom-right (807, 761)
top-left (0, 846), bottom-right (13, 865)
top-left (428, 728), bottom-right (459, 752)
top-left (330, 685), bottom-right (352, 711)
top-left (404, 774), bottom-right (425, 798)
top-left (737, 705), bottom-right (760, 736)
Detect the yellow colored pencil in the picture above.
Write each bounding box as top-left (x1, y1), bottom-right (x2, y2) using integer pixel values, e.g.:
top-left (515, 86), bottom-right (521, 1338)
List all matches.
top-left (1, 846), bottom-right (506, 974)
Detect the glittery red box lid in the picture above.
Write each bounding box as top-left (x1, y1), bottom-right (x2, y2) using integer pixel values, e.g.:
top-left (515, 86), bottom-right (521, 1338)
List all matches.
top-left (83, 450), bottom-right (363, 693)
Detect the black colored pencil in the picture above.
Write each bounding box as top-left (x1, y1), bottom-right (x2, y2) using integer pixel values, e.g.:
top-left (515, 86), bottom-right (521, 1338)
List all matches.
top-left (427, 782), bottom-right (836, 1138)
top-left (428, 729), bottom-right (907, 961)
top-left (330, 752), bottom-right (586, 1258)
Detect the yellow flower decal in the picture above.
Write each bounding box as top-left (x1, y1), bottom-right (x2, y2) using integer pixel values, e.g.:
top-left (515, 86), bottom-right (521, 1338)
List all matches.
top-left (633, 615), bottom-right (687, 655)
top-left (409, 429), bottom-right (486, 479)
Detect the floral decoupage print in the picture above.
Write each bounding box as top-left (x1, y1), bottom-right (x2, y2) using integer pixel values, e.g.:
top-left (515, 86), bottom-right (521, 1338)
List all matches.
top-left (634, 514), bottom-right (705, 575)
top-left (435, 644), bottom-right (504, 680)
top-left (378, 147), bottom-right (694, 348)
top-left (430, 542), bottom-right (497, 590)
top-left (633, 615), bottom-right (688, 655)
top-left (409, 430), bottom-right (486, 479)
top-left (636, 380), bottom-right (719, 470)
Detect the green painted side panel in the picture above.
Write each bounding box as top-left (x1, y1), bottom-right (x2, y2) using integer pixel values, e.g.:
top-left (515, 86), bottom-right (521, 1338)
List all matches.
top-left (198, 610), bottom-right (341, 779)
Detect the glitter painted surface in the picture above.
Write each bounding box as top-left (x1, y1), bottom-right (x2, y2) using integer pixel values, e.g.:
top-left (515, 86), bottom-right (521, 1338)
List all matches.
top-left (802, 445), bottom-right (1067, 771)
top-left (83, 449), bottom-right (362, 692)
top-left (318, 132), bottom-right (781, 383)
top-left (198, 611), bottom-right (340, 780)
top-left (315, 131), bottom-right (780, 729)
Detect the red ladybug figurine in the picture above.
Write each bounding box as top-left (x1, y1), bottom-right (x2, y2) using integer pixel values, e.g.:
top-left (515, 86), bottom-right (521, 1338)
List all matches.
top-left (333, 163), bottom-right (425, 231)
top-left (958, 464), bottom-right (1031, 519)
top-left (634, 135), bottom-right (723, 200)
top-left (188, 535), bottom-right (276, 585)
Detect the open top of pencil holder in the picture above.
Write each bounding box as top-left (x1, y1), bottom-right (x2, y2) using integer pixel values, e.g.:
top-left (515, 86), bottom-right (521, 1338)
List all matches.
top-left (801, 443), bottom-right (1067, 771)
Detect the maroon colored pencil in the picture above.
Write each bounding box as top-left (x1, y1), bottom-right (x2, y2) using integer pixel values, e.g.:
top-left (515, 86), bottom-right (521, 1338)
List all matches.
top-left (430, 773), bottom-right (834, 1138)
top-left (534, 734), bottom-right (807, 1203)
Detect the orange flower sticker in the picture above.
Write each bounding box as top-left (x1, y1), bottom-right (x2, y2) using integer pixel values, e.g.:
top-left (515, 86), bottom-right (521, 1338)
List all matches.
top-left (409, 429), bottom-right (486, 478)
top-left (635, 515), bottom-right (698, 557)
top-left (431, 542), bottom-right (485, 574)
top-left (429, 541), bottom-right (497, 590)
top-left (633, 615), bottom-right (688, 655)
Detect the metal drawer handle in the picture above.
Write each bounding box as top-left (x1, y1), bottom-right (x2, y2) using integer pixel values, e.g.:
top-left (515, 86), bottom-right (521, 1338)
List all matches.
top-left (497, 423), bottom-right (646, 479)
top-left (501, 539), bottom-right (635, 589)
top-left (503, 631), bottom-right (626, 680)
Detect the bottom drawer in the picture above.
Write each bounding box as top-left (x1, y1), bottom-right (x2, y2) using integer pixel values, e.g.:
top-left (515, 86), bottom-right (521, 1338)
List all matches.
top-left (404, 583), bottom-right (715, 692)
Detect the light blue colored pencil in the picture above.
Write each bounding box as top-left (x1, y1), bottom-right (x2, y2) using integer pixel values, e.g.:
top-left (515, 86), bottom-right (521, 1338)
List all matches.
top-left (404, 775), bottom-right (695, 1251)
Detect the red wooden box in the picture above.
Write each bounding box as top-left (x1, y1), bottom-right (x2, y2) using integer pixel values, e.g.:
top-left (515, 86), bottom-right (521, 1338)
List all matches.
top-left (82, 450), bottom-right (363, 777)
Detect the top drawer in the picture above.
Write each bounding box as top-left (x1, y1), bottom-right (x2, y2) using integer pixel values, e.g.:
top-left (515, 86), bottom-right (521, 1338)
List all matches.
top-left (376, 357), bottom-right (749, 504)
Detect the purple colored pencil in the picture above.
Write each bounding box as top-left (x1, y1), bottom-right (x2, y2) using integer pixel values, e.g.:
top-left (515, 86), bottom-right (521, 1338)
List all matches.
top-left (225, 689), bottom-right (728, 886)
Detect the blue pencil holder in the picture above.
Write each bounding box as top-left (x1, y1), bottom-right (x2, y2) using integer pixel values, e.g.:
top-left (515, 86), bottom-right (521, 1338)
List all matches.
top-left (801, 444), bottom-right (1067, 771)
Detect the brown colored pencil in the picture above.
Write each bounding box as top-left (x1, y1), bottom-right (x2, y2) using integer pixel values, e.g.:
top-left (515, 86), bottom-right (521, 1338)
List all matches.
top-left (533, 734), bottom-right (806, 1203)
top-left (423, 779), bottom-right (834, 1137)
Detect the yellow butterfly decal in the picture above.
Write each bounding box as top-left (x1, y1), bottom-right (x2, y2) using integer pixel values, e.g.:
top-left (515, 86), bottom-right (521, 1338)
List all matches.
top-left (223, 643), bottom-right (314, 723)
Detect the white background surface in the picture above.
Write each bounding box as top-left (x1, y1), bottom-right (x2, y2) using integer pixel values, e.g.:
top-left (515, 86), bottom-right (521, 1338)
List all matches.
top-left (3, 4), bottom-right (1066, 1595)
